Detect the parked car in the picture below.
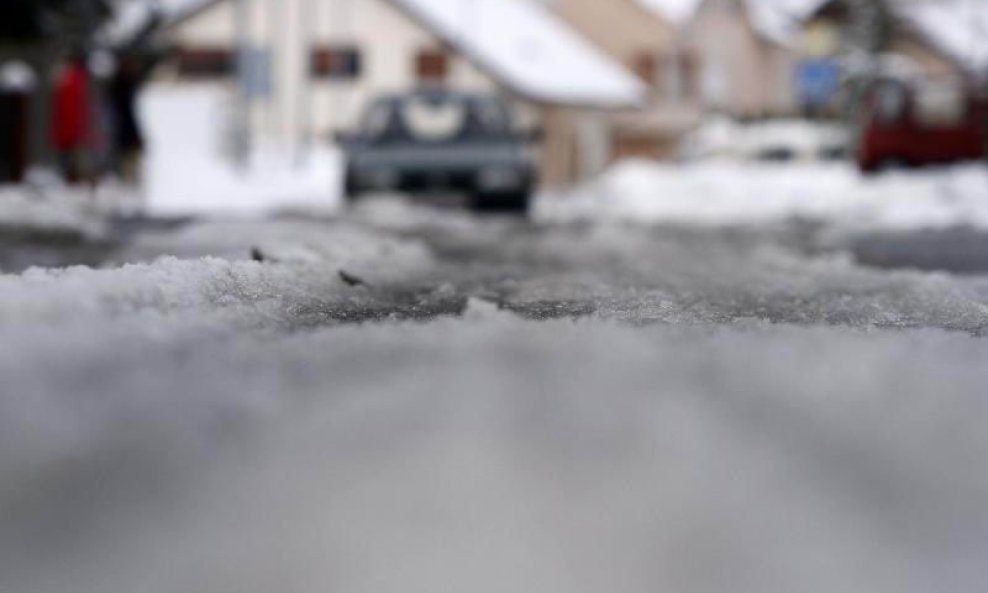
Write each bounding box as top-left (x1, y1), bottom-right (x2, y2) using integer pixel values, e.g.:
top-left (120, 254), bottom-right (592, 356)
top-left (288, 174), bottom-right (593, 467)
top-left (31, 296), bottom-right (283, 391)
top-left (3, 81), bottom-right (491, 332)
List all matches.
top-left (339, 90), bottom-right (538, 214)
top-left (856, 78), bottom-right (986, 173)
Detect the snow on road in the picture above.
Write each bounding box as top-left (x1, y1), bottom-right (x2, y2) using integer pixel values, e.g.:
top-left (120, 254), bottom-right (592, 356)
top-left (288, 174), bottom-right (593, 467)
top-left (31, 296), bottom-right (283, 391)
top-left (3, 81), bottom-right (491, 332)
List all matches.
top-left (2, 207), bottom-right (988, 592)
top-left (3, 315), bottom-right (988, 593)
top-left (542, 160), bottom-right (988, 231)
top-left (2, 147), bottom-right (988, 593)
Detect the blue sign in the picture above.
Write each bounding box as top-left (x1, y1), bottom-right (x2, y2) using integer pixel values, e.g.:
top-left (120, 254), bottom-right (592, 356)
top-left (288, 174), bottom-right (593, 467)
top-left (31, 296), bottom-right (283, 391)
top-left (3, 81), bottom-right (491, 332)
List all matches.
top-left (796, 59), bottom-right (840, 107)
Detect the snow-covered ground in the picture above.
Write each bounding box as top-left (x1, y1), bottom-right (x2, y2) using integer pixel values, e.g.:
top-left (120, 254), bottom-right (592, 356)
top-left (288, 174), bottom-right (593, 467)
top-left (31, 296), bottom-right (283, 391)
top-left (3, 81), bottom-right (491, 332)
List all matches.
top-left (542, 160), bottom-right (988, 231)
top-left (4, 307), bottom-right (988, 593)
top-left (2, 200), bottom-right (988, 592)
top-left (3, 82), bottom-right (988, 593)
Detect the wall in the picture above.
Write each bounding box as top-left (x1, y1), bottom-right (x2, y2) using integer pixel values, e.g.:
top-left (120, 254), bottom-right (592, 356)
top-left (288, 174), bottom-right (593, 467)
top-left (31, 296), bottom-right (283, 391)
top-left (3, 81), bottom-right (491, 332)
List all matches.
top-left (686, 0), bottom-right (796, 118)
top-left (167, 0), bottom-right (499, 151)
top-left (550, 0), bottom-right (676, 68)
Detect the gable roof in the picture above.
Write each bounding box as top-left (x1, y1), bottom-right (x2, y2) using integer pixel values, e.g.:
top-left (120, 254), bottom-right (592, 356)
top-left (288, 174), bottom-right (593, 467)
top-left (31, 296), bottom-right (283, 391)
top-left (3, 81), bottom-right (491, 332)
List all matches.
top-left (389, 0), bottom-right (645, 108)
top-left (636, 0), bottom-right (827, 45)
top-left (105, 0), bottom-right (644, 109)
top-left (895, 0), bottom-right (988, 74)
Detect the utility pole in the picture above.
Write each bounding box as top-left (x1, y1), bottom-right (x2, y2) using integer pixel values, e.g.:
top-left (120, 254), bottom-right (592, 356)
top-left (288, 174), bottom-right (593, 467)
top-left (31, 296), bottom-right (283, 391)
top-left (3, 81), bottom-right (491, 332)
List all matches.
top-left (844, 0), bottom-right (893, 127)
top-left (847, 0), bottom-right (892, 59)
top-left (296, 0), bottom-right (314, 166)
top-left (233, 0), bottom-right (252, 168)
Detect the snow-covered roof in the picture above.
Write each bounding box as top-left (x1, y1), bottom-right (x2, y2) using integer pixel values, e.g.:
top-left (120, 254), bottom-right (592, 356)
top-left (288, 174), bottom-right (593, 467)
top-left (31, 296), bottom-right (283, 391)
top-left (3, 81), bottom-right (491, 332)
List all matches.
top-left (635, 0), bottom-right (702, 27)
top-left (895, 0), bottom-right (988, 74)
top-left (636, 0), bottom-right (828, 45)
top-left (744, 0), bottom-right (829, 45)
top-left (390, 0), bottom-right (645, 108)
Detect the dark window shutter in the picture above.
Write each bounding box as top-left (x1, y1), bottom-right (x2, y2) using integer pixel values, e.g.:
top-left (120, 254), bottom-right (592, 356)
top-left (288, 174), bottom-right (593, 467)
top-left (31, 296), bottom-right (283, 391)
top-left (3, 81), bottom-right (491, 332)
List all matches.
top-left (416, 49), bottom-right (449, 82)
top-left (176, 47), bottom-right (234, 78)
top-left (311, 46), bottom-right (362, 80)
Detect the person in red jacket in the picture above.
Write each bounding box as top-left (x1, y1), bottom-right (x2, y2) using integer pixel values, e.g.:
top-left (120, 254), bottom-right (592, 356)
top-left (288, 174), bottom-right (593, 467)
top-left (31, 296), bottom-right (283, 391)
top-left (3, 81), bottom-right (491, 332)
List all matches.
top-left (50, 54), bottom-right (91, 184)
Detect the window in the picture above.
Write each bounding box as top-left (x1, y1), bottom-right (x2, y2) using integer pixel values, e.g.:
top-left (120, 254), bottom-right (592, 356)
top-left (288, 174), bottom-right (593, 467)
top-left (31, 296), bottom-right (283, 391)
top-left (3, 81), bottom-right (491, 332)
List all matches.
top-left (915, 83), bottom-right (967, 127)
top-left (311, 46), bottom-right (362, 80)
top-left (631, 52), bottom-right (658, 87)
top-left (416, 49), bottom-right (450, 83)
top-left (875, 82), bottom-right (907, 125)
top-left (175, 47), bottom-right (234, 78)
top-left (677, 51), bottom-right (701, 101)
top-left (652, 50), bottom-right (701, 102)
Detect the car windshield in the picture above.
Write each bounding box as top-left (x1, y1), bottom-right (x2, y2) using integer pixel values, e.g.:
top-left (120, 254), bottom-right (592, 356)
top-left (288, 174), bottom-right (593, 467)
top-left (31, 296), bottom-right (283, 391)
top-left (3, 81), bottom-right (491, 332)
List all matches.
top-left (360, 94), bottom-right (512, 142)
top-left (401, 95), bottom-right (468, 141)
top-left (915, 83), bottom-right (968, 127)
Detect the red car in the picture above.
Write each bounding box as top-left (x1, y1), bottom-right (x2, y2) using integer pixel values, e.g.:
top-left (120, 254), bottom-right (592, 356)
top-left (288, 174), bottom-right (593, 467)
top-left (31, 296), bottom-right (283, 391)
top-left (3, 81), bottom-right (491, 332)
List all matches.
top-left (857, 78), bottom-right (986, 173)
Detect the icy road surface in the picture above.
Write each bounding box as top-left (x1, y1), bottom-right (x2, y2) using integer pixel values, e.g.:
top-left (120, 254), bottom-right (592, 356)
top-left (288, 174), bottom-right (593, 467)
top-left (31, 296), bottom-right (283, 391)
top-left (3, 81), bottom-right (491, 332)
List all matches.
top-left (3, 198), bottom-right (988, 593)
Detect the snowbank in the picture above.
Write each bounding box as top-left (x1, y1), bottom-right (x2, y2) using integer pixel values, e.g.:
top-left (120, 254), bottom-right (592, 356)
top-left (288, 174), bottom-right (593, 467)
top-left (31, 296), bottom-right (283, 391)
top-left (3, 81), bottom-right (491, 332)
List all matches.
top-left (679, 117), bottom-right (848, 162)
top-left (0, 178), bottom-right (143, 242)
top-left (0, 221), bottom-right (431, 327)
top-left (541, 160), bottom-right (988, 231)
top-left (141, 85), bottom-right (343, 217)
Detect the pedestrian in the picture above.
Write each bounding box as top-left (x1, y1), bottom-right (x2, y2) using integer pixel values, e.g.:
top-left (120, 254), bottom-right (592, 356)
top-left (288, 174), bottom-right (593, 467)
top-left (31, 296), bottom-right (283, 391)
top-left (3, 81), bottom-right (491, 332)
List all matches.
top-left (50, 52), bottom-right (92, 184)
top-left (108, 55), bottom-right (147, 184)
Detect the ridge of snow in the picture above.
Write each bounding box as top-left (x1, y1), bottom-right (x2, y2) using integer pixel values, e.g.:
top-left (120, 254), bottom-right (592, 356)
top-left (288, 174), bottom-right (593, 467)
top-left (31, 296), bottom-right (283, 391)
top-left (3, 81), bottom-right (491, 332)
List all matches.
top-left (543, 160), bottom-right (988, 232)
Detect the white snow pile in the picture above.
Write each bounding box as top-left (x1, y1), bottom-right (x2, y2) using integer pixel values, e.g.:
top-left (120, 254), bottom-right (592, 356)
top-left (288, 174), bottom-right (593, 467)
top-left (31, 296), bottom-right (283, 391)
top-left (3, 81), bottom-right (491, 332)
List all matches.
top-left (0, 184), bottom-right (127, 241)
top-left (141, 85), bottom-right (343, 218)
top-left (679, 117), bottom-right (848, 162)
top-left (0, 220), bottom-right (430, 328)
top-left (392, 0), bottom-right (644, 107)
top-left (542, 160), bottom-right (988, 231)
top-left (118, 216), bottom-right (433, 267)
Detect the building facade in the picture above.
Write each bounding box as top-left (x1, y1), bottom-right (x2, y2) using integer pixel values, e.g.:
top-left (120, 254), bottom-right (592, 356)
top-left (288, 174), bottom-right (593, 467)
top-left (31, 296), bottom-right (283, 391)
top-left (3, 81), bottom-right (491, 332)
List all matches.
top-left (157, 0), bottom-right (642, 186)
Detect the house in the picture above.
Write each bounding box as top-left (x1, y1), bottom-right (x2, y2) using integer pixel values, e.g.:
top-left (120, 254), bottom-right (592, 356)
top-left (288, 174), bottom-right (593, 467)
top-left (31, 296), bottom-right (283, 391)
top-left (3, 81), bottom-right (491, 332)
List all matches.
top-left (679, 0), bottom-right (804, 118)
top-left (801, 0), bottom-right (988, 84)
top-left (130, 0), bottom-right (644, 187)
top-left (547, 0), bottom-right (702, 160)
top-left (546, 0), bottom-right (816, 161)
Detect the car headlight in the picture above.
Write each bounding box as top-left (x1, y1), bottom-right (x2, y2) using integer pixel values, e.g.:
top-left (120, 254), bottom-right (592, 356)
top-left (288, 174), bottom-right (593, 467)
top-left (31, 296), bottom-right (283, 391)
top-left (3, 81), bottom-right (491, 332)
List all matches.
top-left (478, 168), bottom-right (522, 190)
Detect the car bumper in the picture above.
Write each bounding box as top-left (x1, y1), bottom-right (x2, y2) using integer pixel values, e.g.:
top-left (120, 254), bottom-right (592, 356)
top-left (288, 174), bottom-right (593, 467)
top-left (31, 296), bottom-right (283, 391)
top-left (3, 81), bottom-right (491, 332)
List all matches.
top-left (348, 167), bottom-right (534, 195)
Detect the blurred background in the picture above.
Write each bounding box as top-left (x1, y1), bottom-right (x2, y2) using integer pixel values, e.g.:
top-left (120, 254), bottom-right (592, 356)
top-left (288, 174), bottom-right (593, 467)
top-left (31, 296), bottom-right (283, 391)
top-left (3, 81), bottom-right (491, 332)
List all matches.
top-left (0, 0), bottom-right (984, 219)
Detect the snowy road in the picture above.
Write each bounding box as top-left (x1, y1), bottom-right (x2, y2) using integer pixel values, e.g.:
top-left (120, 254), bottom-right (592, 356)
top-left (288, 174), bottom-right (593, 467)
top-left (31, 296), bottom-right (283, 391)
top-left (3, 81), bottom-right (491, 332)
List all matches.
top-left (3, 196), bottom-right (988, 593)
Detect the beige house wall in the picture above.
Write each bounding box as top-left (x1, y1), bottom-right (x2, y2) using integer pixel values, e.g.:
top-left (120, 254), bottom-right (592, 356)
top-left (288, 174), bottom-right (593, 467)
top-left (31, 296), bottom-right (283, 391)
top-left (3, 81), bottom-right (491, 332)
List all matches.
top-left (168, 0), bottom-right (497, 147)
top-left (890, 35), bottom-right (962, 80)
top-left (164, 0), bottom-right (622, 188)
top-left (550, 0), bottom-right (678, 82)
top-left (685, 0), bottom-right (797, 118)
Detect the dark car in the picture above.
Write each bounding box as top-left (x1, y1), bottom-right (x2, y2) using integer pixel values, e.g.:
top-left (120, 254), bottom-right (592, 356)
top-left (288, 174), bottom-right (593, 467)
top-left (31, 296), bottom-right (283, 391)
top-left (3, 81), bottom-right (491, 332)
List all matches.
top-left (340, 90), bottom-right (538, 213)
